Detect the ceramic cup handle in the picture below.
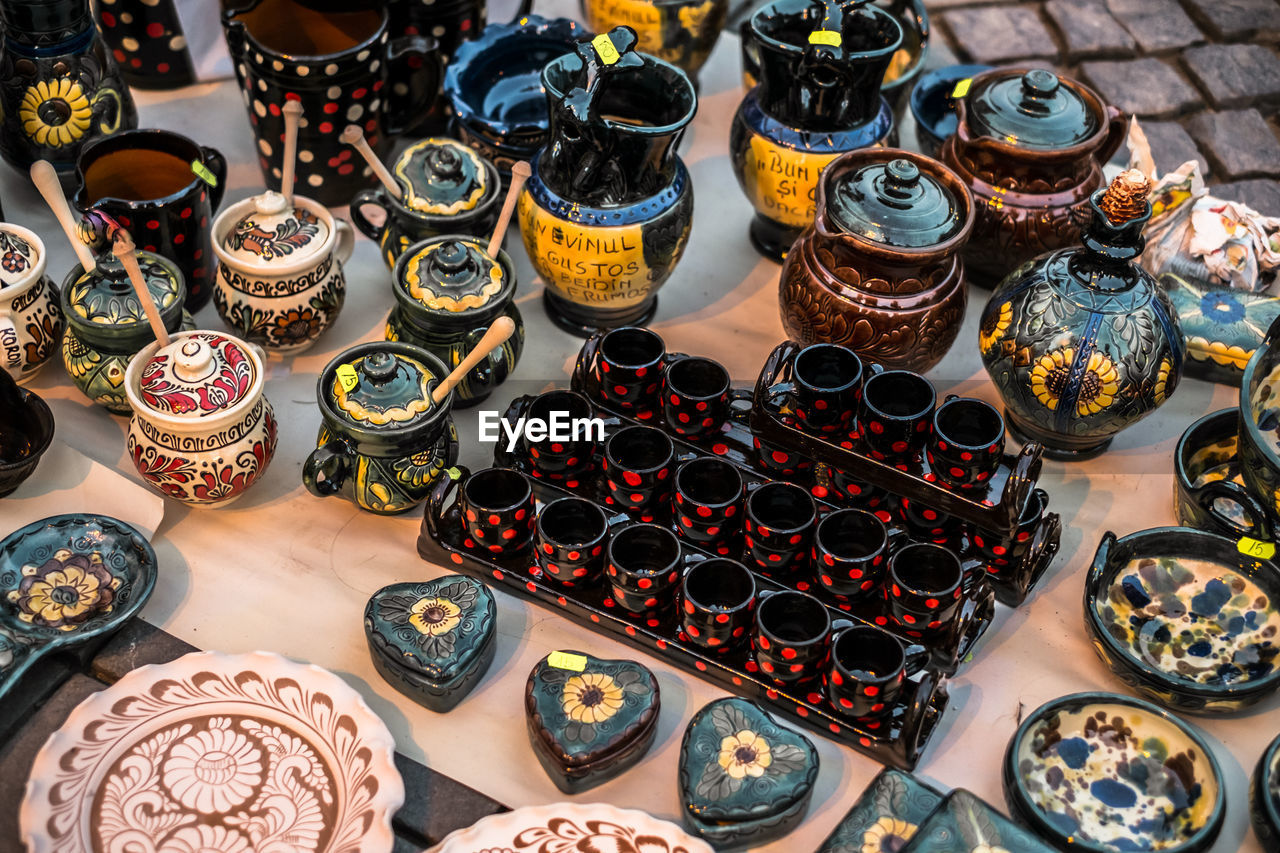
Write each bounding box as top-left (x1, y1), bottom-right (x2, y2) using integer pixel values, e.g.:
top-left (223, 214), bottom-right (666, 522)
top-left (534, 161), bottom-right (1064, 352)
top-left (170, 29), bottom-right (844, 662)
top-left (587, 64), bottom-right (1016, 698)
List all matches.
top-left (349, 189), bottom-right (391, 244)
top-left (303, 440), bottom-right (352, 497)
top-left (332, 219), bottom-right (355, 265)
top-left (1196, 479), bottom-right (1271, 540)
top-left (200, 146), bottom-right (228, 211)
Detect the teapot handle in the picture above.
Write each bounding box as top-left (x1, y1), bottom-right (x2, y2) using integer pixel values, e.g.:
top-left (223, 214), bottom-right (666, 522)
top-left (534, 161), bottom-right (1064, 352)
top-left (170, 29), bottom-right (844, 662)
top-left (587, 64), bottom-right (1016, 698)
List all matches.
top-left (303, 440), bottom-right (352, 497)
top-left (1097, 105), bottom-right (1129, 168)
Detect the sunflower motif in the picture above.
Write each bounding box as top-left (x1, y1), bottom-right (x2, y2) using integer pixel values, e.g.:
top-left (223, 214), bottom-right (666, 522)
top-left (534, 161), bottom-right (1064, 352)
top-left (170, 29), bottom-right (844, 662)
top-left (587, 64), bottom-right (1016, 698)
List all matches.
top-left (1075, 350), bottom-right (1120, 416)
top-left (1153, 356), bottom-right (1173, 405)
top-left (1029, 348), bottom-right (1073, 412)
top-left (717, 729), bottom-right (773, 779)
top-left (979, 302), bottom-right (1012, 355)
top-left (561, 672), bottom-right (625, 723)
top-left (271, 307), bottom-right (319, 346)
top-left (162, 719), bottom-right (264, 814)
top-left (392, 449), bottom-right (441, 488)
top-left (408, 596), bottom-right (461, 636)
top-left (7, 549), bottom-right (119, 630)
top-left (861, 815), bottom-right (916, 852)
top-left (19, 77), bottom-right (93, 148)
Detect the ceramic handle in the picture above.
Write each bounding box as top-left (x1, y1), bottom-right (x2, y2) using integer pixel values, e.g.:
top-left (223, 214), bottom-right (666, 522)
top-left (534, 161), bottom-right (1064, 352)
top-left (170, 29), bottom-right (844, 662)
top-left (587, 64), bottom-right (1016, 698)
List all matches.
top-left (1196, 480), bottom-right (1271, 540)
top-left (332, 219), bottom-right (355, 265)
top-left (303, 440), bottom-right (352, 497)
top-left (200, 146), bottom-right (228, 211)
top-left (348, 190), bottom-right (390, 243)
top-left (385, 35), bottom-right (442, 137)
top-left (1086, 531), bottom-right (1117, 590)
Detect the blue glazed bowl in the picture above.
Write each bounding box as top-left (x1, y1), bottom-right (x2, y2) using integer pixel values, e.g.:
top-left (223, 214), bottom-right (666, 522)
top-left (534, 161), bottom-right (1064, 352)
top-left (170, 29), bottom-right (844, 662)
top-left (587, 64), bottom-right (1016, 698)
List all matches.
top-left (1004, 691), bottom-right (1225, 853)
top-left (1252, 732), bottom-right (1280, 848)
top-left (908, 63), bottom-right (992, 159)
top-left (1084, 526), bottom-right (1280, 714)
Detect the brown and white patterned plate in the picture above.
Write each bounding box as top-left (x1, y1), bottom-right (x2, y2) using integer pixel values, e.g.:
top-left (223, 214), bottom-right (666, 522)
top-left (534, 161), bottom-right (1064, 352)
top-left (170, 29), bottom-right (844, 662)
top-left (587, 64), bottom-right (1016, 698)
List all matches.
top-left (20, 651), bottom-right (404, 853)
top-left (430, 802), bottom-right (714, 853)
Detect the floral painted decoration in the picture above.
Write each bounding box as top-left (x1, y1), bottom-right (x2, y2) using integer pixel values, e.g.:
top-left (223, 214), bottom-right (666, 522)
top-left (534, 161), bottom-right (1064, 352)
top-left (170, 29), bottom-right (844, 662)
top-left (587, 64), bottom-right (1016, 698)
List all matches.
top-left (0, 228), bottom-right (37, 285)
top-left (19, 78), bottom-right (93, 148)
top-left (224, 207), bottom-right (324, 262)
top-left (8, 548), bottom-right (121, 631)
top-left (903, 789), bottom-right (1054, 853)
top-left (816, 768), bottom-right (943, 853)
top-left (528, 654), bottom-right (657, 749)
top-left (692, 701), bottom-right (809, 801)
top-left (374, 578), bottom-right (483, 662)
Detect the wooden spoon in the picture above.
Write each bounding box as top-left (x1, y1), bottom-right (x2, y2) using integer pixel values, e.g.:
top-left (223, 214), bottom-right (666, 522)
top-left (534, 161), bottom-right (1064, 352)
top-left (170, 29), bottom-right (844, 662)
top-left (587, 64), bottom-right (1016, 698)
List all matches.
top-left (487, 161), bottom-right (531, 258)
top-left (281, 100), bottom-right (304, 204)
top-left (431, 316), bottom-right (516, 405)
top-left (113, 234), bottom-right (170, 349)
top-left (341, 125), bottom-right (401, 200)
top-left (30, 160), bottom-right (97, 273)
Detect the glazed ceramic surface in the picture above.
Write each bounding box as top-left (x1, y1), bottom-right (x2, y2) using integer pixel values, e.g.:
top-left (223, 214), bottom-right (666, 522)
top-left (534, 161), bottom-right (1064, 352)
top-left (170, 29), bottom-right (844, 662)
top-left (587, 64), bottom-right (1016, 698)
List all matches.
top-left (0, 0), bottom-right (137, 174)
top-left (817, 768), bottom-right (943, 853)
top-left (95, 0), bottom-right (196, 89)
top-left (1175, 409), bottom-right (1268, 539)
top-left (0, 514), bottom-right (155, 706)
top-left (1252, 732), bottom-right (1280, 849)
top-left (908, 63), bottom-right (992, 159)
top-left (1086, 527), bottom-right (1280, 712)
top-left (0, 373), bottom-right (54, 497)
top-left (900, 789), bottom-right (1055, 852)
top-left (125, 331), bottom-right (278, 506)
top-left (364, 575), bottom-right (496, 711)
top-left (1164, 273), bottom-right (1280, 387)
top-left (1004, 692), bottom-right (1225, 853)
top-left (518, 29), bottom-right (696, 333)
top-left (430, 802), bottom-right (713, 853)
top-left (0, 224), bottom-right (63, 384)
top-left (779, 150), bottom-right (974, 372)
top-left (20, 650), bottom-right (404, 853)
top-left (304, 341), bottom-right (459, 514)
top-left (678, 697), bottom-right (818, 847)
top-left (582, 0), bottom-right (728, 77)
top-left (213, 192), bottom-right (352, 352)
top-left (1240, 323), bottom-right (1280, 527)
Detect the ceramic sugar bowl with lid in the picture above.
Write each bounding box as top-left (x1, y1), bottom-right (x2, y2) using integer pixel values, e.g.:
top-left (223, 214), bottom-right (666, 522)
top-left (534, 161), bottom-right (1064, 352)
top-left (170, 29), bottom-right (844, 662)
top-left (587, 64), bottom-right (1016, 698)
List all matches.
top-left (124, 330), bottom-right (278, 506)
top-left (304, 341), bottom-right (460, 515)
top-left (351, 138), bottom-right (503, 269)
top-left (779, 149), bottom-right (974, 372)
top-left (0, 223), bottom-right (62, 384)
top-left (211, 190), bottom-right (352, 353)
top-left (387, 236), bottom-right (523, 407)
top-left (60, 250), bottom-right (193, 413)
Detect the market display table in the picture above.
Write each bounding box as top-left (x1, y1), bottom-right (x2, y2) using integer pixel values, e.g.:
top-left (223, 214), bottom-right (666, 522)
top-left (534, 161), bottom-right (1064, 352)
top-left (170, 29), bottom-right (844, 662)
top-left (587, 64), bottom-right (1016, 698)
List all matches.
top-left (1, 7), bottom-right (1274, 852)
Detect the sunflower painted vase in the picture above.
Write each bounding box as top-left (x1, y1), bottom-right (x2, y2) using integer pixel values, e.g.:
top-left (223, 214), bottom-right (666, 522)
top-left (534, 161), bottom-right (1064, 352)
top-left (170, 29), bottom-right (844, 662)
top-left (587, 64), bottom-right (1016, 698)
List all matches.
top-left (0, 0), bottom-right (136, 174)
top-left (979, 170), bottom-right (1183, 460)
top-left (303, 341), bottom-right (460, 515)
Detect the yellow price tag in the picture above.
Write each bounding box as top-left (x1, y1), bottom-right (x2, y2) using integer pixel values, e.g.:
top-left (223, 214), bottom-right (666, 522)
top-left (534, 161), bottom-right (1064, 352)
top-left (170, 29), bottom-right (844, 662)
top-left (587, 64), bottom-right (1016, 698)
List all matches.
top-left (547, 651), bottom-right (587, 672)
top-left (808, 29), bottom-right (841, 47)
top-left (591, 33), bottom-right (620, 65)
top-left (950, 78), bottom-right (972, 99)
top-left (191, 159), bottom-right (218, 187)
top-left (335, 364), bottom-right (359, 393)
top-left (1238, 537), bottom-right (1276, 560)
top-left (447, 467), bottom-right (461, 481)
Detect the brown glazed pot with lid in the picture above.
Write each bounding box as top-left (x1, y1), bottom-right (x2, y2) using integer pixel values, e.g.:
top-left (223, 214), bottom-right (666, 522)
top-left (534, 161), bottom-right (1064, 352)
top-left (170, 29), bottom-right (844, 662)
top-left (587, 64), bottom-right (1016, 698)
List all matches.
top-left (779, 148), bottom-right (974, 372)
top-left (941, 67), bottom-right (1126, 288)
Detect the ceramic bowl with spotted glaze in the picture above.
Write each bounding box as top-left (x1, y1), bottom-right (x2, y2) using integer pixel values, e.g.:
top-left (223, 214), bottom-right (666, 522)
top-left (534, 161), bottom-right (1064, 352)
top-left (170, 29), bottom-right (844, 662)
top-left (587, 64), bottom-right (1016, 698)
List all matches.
top-left (1251, 732), bottom-right (1280, 848)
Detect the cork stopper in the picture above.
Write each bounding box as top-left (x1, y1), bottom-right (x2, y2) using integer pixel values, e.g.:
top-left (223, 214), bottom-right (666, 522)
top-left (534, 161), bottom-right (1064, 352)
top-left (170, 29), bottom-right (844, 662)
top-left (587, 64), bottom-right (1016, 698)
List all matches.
top-left (1098, 169), bottom-right (1152, 225)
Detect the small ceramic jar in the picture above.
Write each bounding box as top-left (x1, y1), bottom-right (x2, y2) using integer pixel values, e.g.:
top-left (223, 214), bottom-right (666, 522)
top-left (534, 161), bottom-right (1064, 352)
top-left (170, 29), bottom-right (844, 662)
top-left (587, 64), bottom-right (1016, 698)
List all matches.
top-left (387, 236), bottom-right (523, 407)
top-left (212, 190), bottom-right (352, 353)
top-left (351, 138), bottom-right (502, 269)
top-left (60, 251), bottom-right (193, 413)
top-left (779, 150), bottom-right (974, 372)
top-left (124, 330), bottom-right (277, 506)
top-left (304, 341), bottom-right (460, 515)
top-left (0, 224), bottom-right (62, 384)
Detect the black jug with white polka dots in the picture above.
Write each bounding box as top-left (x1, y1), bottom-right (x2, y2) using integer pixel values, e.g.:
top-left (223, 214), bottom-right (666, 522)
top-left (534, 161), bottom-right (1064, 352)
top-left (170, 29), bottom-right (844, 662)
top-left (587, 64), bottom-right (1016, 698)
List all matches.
top-left (94, 0), bottom-right (197, 90)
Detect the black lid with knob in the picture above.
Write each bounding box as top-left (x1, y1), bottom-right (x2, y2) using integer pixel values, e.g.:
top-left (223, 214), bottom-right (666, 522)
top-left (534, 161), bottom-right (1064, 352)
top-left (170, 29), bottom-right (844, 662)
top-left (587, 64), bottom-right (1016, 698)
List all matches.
top-left (393, 235), bottom-right (515, 325)
top-left (318, 341), bottom-right (455, 443)
top-left (393, 138), bottom-right (497, 217)
top-left (965, 68), bottom-right (1099, 150)
top-left (827, 156), bottom-right (966, 247)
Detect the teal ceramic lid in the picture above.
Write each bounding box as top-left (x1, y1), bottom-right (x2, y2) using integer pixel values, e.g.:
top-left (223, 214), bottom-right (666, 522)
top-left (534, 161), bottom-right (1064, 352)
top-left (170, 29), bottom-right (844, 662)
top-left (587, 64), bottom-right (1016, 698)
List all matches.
top-left (966, 69), bottom-right (1099, 150)
top-left (326, 345), bottom-right (440, 429)
top-left (0, 225), bottom-right (40, 286)
top-left (365, 576), bottom-right (496, 683)
top-left (65, 252), bottom-right (184, 332)
top-left (397, 237), bottom-right (510, 315)
top-left (828, 158), bottom-right (965, 248)
top-left (394, 138), bottom-right (495, 216)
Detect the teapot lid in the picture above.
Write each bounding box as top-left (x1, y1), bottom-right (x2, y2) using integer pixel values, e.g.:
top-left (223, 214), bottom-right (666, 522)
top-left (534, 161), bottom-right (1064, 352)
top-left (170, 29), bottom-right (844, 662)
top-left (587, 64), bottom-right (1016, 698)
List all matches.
top-left (394, 138), bottom-right (495, 216)
top-left (965, 69), bottom-right (1099, 150)
top-left (0, 225), bottom-right (40, 286)
top-left (325, 346), bottom-right (440, 429)
top-left (396, 237), bottom-right (510, 314)
top-left (221, 191), bottom-right (329, 265)
top-left (138, 332), bottom-right (258, 418)
top-left (828, 157), bottom-right (965, 247)
top-left (66, 251), bottom-right (185, 331)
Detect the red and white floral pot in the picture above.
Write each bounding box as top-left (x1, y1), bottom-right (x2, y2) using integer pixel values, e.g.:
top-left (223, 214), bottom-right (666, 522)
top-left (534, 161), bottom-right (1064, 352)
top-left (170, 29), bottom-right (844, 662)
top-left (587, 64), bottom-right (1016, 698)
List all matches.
top-left (124, 330), bottom-right (277, 506)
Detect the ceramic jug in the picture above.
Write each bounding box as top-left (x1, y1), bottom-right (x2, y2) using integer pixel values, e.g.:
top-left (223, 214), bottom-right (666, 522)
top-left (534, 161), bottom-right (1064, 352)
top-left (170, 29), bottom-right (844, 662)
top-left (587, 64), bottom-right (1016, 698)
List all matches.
top-left (582, 0), bottom-right (729, 78)
top-left (517, 27), bottom-right (697, 335)
top-left (942, 67), bottom-right (1127, 287)
top-left (212, 190), bottom-right (352, 353)
top-left (95, 0), bottom-right (196, 90)
top-left (730, 0), bottom-right (901, 260)
top-left (0, 0), bottom-right (137, 175)
top-left (0, 224), bottom-right (64, 384)
top-left (779, 150), bottom-right (974, 372)
top-left (124, 330), bottom-right (278, 506)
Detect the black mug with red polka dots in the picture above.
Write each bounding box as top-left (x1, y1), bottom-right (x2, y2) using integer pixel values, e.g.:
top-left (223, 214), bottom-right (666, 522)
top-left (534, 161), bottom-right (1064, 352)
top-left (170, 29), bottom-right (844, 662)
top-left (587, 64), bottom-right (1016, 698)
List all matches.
top-left (973, 488), bottom-right (1047, 573)
top-left (927, 396), bottom-right (1005, 490)
top-left (825, 625), bottom-right (906, 720)
top-left (596, 326), bottom-right (665, 412)
top-left (812, 508), bottom-right (892, 600)
top-left (752, 589), bottom-right (831, 685)
top-left (603, 425), bottom-right (675, 520)
top-left (535, 496), bottom-right (609, 589)
top-left (460, 466), bottom-right (535, 556)
top-left (662, 355), bottom-right (730, 440)
top-left (679, 557), bottom-right (756, 652)
top-left (525, 390), bottom-right (595, 482)
top-left (744, 481), bottom-right (817, 577)
top-left (885, 542), bottom-right (964, 637)
top-left (858, 368), bottom-right (936, 463)
top-left (789, 343), bottom-right (862, 434)
top-left (606, 522), bottom-right (683, 613)
top-left (672, 457), bottom-right (744, 555)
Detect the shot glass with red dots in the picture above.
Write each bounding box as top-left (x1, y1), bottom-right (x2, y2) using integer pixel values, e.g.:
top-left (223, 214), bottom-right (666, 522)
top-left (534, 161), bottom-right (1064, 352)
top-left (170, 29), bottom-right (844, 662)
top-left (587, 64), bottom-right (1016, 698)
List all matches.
top-left (745, 482), bottom-right (817, 577)
top-left (673, 457), bottom-right (744, 554)
top-left (813, 509), bottom-right (891, 600)
top-left (679, 557), bottom-right (756, 652)
top-left (603, 425), bottom-right (675, 519)
top-left (927, 397), bottom-right (1004, 490)
top-left (535, 497), bottom-right (609, 588)
top-left (753, 434), bottom-right (814, 478)
top-left (973, 488), bottom-right (1047, 574)
top-left (825, 625), bottom-right (906, 720)
top-left (662, 356), bottom-right (730, 440)
top-left (606, 523), bottom-right (683, 613)
top-left (752, 589), bottom-right (831, 685)
top-left (596, 326), bottom-right (666, 412)
top-left (790, 343), bottom-right (863, 434)
top-left (886, 542), bottom-right (964, 637)
top-left (858, 369), bottom-right (936, 464)
top-left (899, 498), bottom-right (965, 549)
top-left (460, 467), bottom-right (535, 554)
top-left (525, 390), bottom-right (595, 481)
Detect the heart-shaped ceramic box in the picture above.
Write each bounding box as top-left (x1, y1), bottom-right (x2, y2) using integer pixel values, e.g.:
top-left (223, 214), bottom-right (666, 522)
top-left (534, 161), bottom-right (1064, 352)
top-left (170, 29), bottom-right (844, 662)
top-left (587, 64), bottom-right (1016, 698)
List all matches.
top-left (0, 224), bottom-right (62, 384)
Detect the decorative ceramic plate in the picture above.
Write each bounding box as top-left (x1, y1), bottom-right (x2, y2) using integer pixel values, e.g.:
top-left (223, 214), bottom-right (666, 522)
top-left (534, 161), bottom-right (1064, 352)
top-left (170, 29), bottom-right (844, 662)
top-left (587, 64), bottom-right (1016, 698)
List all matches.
top-left (430, 802), bottom-right (714, 853)
top-left (21, 651), bottom-right (404, 853)
top-left (1004, 692), bottom-right (1225, 853)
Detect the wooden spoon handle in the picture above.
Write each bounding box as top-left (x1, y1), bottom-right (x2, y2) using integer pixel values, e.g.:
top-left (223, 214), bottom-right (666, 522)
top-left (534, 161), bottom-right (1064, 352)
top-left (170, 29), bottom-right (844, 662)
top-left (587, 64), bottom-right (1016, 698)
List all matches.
top-left (341, 125), bottom-right (401, 200)
top-left (281, 100), bottom-right (304, 203)
top-left (113, 234), bottom-right (171, 349)
top-left (431, 316), bottom-right (516, 405)
top-left (30, 160), bottom-right (97, 272)
top-left (487, 161), bottom-right (531, 258)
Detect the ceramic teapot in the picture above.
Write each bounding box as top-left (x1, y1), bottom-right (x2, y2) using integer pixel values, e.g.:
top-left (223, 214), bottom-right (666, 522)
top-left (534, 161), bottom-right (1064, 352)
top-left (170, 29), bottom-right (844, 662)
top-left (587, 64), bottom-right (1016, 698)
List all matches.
top-left (304, 341), bottom-right (460, 515)
top-left (942, 67), bottom-right (1127, 287)
top-left (212, 190), bottom-right (352, 353)
top-left (779, 150), bottom-right (974, 371)
top-left (0, 224), bottom-right (63, 384)
top-left (517, 26), bottom-right (697, 335)
top-left (124, 330), bottom-right (278, 506)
